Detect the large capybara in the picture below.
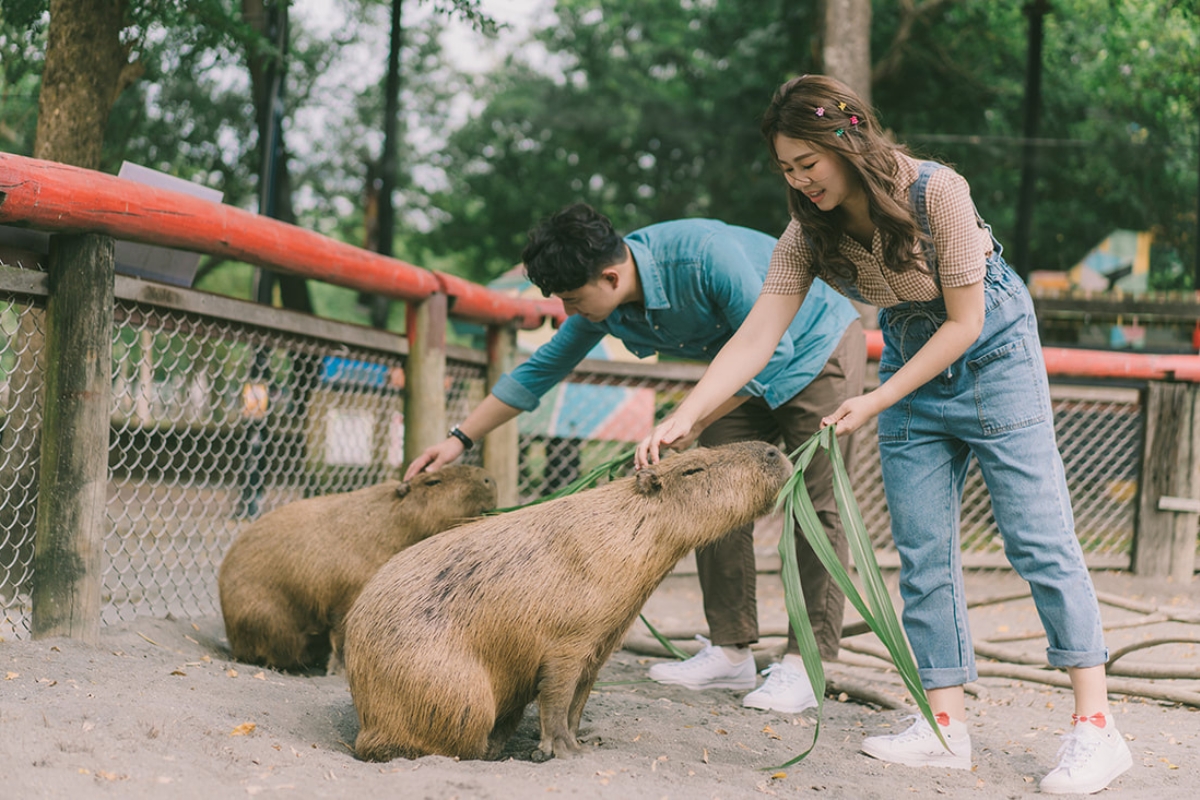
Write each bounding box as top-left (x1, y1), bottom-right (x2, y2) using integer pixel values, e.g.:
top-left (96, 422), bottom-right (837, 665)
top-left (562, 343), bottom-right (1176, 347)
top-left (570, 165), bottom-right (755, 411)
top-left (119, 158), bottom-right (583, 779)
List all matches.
top-left (218, 465), bottom-right (497, 673)
top-left (343, 441), bottom-right (792, 762)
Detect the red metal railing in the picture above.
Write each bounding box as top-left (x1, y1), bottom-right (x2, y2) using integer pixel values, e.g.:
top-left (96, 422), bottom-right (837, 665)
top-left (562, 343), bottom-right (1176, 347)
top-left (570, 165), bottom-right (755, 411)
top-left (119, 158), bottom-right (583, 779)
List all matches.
top-left (0, 153), bottom-right (566, 330)
top-left (2, 152), bottom-right (1197, 380)
top-left (862, 324), bottom-right (1200, 382)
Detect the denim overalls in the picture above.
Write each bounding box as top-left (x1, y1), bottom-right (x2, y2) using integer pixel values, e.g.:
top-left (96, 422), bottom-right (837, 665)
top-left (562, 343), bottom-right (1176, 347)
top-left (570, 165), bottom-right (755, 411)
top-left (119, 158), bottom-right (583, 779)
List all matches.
top-left (873, 162), bottom-right (1108, 689)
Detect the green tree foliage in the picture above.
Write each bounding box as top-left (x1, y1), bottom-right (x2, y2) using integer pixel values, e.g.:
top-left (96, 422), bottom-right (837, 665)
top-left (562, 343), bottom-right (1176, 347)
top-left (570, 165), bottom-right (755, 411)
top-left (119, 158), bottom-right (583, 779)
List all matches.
top-left (414, 0), bottom-right (823, 282)
top-left (0, 2), bottom-right (46, 155)
top-left (416, 0), bottom-right (1197, 290)
top-left (872, 0), bottom-right (1198, 287)
top-left (3, 0), bottom-right (1195, 293)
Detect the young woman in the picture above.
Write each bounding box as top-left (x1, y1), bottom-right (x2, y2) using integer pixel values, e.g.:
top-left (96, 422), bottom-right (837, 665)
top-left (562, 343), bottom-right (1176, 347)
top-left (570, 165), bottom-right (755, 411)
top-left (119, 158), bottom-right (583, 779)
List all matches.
top-left (635, 74), bottom-right (1132, 795)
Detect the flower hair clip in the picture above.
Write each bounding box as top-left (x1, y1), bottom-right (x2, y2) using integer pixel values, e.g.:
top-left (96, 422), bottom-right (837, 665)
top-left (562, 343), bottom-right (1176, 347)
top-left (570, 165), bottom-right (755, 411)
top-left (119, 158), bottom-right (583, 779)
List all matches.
top-left (815, 107), bottom-right (825, 117)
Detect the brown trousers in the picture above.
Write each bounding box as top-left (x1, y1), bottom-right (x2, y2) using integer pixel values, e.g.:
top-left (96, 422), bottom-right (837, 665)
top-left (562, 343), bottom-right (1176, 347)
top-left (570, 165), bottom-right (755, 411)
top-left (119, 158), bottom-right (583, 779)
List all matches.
top-left (696, 318), bottom-right (866, 661)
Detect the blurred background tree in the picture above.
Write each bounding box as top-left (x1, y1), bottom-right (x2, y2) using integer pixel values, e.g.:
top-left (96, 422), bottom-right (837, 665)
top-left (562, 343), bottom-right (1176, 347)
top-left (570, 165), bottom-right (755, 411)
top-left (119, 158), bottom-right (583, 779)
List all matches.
top-left (1, 0), bottom-right (1196, 302)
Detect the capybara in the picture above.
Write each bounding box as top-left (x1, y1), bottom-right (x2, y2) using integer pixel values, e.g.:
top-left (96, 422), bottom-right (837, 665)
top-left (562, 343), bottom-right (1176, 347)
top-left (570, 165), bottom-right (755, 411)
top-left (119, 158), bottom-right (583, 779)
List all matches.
top-left (218, 465), bottom-right (497, 672)
top-left (343, 441), bottom-right (792, 762)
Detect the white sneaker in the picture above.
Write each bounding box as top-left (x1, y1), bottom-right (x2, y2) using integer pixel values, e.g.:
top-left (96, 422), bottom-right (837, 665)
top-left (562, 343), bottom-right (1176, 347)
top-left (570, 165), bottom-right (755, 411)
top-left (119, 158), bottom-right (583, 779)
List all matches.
top-left (742, 658), bottom-right (819, 713)
top-left (647, 635), bottom-right (756, 690)
top-left (1039, 714), bottom-right (1133, 794)
top-left (860, 714), bottom-right (972, 770)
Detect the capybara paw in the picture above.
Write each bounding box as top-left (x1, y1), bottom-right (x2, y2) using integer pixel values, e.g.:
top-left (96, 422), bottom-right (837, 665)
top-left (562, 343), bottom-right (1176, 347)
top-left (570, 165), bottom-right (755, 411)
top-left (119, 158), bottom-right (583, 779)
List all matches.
top-left (530, 746), bottom-right (554, 763)
top-left (551, 736), bottom-right (583, 759)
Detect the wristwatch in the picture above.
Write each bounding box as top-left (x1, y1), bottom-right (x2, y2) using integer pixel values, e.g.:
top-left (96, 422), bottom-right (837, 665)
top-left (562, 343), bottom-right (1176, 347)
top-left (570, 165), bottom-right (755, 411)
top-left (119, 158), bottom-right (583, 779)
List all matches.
top-left (448, 425), bottom-right (474, 451)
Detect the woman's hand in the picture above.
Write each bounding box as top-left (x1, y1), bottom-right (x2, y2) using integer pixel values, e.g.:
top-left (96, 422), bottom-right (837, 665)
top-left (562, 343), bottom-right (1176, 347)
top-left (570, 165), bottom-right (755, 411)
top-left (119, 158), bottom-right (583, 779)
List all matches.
top-left (635, 413), bottom-right (698, 470)
top-left (821, 393), bottom-right (882, 436)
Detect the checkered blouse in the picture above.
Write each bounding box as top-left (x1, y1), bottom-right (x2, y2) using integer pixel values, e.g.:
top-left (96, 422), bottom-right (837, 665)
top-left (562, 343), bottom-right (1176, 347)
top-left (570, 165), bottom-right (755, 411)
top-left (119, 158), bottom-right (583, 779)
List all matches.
top-left (761, 152), bottom-right (993, 306)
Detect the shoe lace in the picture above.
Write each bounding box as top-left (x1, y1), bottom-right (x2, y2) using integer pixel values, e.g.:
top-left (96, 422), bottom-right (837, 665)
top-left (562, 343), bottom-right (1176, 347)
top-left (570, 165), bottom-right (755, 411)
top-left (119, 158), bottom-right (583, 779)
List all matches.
top-left (891, 715), bottom-right (932, 742)
top-left (1053, 729), bottom-right (1102, 772)
top-left (673, 635), bottom-right (719, 671)
top-left (759, 662), bottom-right (803, 692)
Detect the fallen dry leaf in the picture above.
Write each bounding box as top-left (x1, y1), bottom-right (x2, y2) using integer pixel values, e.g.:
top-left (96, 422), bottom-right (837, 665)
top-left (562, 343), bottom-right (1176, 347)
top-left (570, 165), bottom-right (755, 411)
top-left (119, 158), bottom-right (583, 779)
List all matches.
top-left (5, 672), bottom-right (17, 680)
top-left (230, 722), bottom-right (256, 737)
top-left (227, 669), bottom-right (238, 678)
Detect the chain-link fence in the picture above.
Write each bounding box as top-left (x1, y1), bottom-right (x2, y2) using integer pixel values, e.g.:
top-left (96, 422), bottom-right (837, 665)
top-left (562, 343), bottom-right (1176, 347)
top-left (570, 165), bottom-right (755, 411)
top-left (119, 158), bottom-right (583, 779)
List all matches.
top-left (0, 267), bottom-right (1153, 640)
top-left (0, 262), bottom-right (487, 639)
top-left (530, 367), bottom-right (1145, 571)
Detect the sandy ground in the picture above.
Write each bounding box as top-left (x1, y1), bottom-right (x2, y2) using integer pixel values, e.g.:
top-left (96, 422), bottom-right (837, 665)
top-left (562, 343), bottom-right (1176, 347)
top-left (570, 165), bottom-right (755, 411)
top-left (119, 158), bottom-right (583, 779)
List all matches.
top-left (3, 567), bottom-right (1199, 800)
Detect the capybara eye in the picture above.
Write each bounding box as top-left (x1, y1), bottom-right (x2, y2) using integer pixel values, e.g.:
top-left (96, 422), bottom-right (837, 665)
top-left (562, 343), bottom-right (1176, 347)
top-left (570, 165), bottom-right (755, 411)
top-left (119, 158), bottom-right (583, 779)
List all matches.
top-left (681, 467), bottom-right (705, 476)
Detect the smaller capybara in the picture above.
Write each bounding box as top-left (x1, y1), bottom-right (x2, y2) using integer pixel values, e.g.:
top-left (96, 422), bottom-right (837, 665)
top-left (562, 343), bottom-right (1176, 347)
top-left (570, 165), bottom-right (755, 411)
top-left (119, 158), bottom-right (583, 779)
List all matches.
top-left (218, 465), bottom-right (497, 672)
top-left (344, 441), bottom-right (793, 762)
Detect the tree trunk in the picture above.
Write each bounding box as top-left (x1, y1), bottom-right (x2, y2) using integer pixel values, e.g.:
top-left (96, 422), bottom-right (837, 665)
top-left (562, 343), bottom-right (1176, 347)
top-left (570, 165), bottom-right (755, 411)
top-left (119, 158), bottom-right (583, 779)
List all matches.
top-left (34, 0), bottom-right (141, 168)
top-left (822, 0), bottom-right (872, 105)
top-left (243, 0), bottom-right (311, 313)
top-left (822, 0), bottom-right (875, 328)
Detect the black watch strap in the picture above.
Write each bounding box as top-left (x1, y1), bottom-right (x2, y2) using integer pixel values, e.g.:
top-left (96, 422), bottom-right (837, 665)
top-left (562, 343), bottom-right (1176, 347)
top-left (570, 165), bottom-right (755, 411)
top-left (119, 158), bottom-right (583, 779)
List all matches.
top-left (448, 426), bottom-right (474, 451)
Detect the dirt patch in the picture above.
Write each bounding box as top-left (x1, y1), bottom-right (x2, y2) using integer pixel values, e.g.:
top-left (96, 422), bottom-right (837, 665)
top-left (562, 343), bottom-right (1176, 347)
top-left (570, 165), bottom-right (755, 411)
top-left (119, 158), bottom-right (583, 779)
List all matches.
top-left (2, 569), bottom-right (1197, 799)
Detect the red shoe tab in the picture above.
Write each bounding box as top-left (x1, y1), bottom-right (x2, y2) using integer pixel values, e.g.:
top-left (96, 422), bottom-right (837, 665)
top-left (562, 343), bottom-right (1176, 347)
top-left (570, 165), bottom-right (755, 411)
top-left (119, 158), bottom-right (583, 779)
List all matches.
top-left (934, 712), bottom-right (950, 727)
top-left (1072, 712), bottom-right (1107, 729)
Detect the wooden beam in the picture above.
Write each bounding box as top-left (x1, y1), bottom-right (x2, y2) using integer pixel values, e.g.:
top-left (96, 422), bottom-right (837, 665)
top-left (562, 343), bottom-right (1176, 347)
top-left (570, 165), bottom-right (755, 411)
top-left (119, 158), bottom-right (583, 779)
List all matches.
top-left (403, 294), bottom-right (448, 465)
top-left (31, 233), bottom-right (115, 641)
top-left (483, 325), bottom-right (520, 507)
top-left (1133, 381), bottom-right (1200, 582)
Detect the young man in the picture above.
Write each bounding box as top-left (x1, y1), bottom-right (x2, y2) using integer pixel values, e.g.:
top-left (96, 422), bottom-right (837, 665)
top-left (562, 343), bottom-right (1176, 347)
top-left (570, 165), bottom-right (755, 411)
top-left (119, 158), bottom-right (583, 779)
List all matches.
top-left (405, 202), bottom-right (865, 713)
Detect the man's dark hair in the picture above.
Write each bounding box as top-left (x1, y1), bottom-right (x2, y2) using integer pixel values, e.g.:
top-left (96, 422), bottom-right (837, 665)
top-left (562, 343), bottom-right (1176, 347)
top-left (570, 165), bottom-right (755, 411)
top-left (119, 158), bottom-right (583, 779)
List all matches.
top-left (521, 203), bottom-right (626, 297)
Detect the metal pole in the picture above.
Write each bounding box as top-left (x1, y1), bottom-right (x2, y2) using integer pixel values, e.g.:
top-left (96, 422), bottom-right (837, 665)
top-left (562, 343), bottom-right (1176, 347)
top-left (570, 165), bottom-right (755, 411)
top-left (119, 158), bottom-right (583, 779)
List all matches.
top-left (1013, 0), bottom-right (1049, 282)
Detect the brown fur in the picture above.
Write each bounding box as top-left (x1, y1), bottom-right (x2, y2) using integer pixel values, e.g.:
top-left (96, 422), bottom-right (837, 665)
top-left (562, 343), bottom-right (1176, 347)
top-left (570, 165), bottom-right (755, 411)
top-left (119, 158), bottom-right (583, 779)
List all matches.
top-left (218, 466), bottom-right (497, 672)
top-left (343, 442), bottom-right (792, 762)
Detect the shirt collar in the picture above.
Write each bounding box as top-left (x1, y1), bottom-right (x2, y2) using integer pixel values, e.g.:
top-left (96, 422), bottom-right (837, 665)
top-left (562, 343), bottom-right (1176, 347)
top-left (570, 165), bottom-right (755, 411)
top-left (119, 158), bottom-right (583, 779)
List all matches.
top-left (625, 236), bottom-right (671, 310)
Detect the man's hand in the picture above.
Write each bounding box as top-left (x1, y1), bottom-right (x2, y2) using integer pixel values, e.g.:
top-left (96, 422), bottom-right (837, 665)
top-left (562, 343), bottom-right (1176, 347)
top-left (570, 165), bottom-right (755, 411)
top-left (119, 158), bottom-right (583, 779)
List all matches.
top-left (403, 438), bottom-right (465, 481)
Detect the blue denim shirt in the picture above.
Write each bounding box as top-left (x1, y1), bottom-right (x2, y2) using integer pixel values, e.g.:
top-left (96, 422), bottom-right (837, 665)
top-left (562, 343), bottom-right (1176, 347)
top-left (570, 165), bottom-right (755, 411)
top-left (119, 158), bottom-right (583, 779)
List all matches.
top-left (492, 219), bottom-right (860, 411)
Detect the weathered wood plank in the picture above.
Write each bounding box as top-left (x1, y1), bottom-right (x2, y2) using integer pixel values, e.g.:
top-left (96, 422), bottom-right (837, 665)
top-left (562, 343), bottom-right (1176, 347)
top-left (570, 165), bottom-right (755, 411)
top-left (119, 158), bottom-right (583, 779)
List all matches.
top-left (403, 294), bottom-right (448, 465)
top-left (1133, 381), bottom-right (1199, 581)
top-left (31, 233), bottom-right (115, 641)
top-left (482, 325), bottom-right (520, 507)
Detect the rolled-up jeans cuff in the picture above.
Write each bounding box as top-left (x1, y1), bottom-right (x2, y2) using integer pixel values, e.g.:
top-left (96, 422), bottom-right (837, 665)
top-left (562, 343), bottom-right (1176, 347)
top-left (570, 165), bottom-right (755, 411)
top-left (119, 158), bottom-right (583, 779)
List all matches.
top-left (1047, 647), bottom-right (1109, 669)
top-left (919, 665), bottom-right (978, 690)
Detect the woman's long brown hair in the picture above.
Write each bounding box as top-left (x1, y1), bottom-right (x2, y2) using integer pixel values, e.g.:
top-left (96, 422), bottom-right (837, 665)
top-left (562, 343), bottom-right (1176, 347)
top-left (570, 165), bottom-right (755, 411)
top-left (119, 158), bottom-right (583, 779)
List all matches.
top-left (760, 75), bottom-right (930, 285)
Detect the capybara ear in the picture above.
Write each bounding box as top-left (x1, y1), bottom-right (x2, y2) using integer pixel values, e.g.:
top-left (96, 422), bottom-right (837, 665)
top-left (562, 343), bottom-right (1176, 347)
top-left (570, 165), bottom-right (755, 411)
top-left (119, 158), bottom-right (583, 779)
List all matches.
top-left (395, 481), bottom-right (411, 500)
top-left (634, 468), bottom-right (662, 496)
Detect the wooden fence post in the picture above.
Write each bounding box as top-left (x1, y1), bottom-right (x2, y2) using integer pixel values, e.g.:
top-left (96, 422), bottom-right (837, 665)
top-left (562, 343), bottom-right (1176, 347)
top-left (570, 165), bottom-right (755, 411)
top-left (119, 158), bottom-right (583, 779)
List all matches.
top-left (403, 293), bottom-right (448, 466)
top-left (31, 233), bottom-right (114, 642)
top-left (484, 324), bottom-right (520, 507)
top-left (1133, 381), bottom-right (1200, 582)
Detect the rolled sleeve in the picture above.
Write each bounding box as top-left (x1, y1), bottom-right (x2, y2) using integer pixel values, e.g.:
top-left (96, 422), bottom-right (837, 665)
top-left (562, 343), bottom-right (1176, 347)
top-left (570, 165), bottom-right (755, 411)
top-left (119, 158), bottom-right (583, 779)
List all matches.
top-left (490, 373), bottom-right (542, 411)
top-left (928, 169), bottom-right (989, 288)
top-left (762, 219), bottom-right (814, 297)
top-left (491, 316), bottom-right (605, 411)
